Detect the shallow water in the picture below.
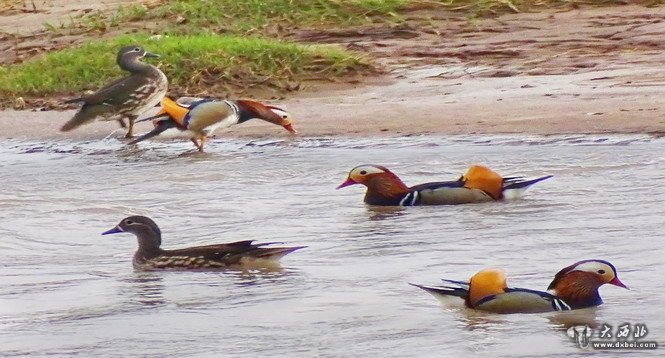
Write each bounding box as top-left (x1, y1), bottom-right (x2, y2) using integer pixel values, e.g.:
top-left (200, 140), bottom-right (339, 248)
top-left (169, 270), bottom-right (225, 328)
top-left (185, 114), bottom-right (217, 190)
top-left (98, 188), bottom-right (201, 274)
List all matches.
top-left (1, 134), bottom-right (663, 357)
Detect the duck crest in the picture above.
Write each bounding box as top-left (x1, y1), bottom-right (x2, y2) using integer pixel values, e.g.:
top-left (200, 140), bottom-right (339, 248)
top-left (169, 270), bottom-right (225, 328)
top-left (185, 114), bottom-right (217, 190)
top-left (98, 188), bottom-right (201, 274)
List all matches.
top-left (160, 97), bottom-right (189, 126)
top-left (462, 165), bottom-right (504, 200)
top-left (235, 100), bottom-right (282, 124)
top-left (467, 268), bottom-right (508, 307)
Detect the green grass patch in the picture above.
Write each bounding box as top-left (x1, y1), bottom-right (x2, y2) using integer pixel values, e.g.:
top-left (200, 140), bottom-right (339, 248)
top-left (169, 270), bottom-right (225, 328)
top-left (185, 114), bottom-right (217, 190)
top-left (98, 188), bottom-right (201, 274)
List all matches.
top-left (114, 0), bottom-right (409, 35)
top-left (0, 34), bottom-right (372, 99)
top-left (90, 0), bottom-right (655, 35)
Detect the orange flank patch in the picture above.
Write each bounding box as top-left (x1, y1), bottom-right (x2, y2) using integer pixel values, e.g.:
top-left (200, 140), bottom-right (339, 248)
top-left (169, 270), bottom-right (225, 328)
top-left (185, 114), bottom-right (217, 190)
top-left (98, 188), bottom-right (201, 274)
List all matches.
top-left (160, 97), bottom-right (189, 126)
top-left (468, 268), bottom-right (508, 307)
top-left (462, 165), bottom-right (504, 200)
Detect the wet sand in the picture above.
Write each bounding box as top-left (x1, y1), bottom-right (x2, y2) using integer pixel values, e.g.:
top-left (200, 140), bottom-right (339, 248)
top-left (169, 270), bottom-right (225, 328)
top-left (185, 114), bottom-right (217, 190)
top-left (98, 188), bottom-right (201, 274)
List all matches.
top-left (3, 65), bottom-right (664, 141)
top-left (2, 4), bottom-right (665, 139)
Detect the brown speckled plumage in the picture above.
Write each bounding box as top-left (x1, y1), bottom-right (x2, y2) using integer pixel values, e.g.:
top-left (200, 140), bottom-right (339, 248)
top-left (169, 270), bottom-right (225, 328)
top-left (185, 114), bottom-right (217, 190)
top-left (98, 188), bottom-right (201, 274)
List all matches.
top-left (102, 215), bottom-right (304, 270)
top-left (61, 45), bottom-right (168, 138)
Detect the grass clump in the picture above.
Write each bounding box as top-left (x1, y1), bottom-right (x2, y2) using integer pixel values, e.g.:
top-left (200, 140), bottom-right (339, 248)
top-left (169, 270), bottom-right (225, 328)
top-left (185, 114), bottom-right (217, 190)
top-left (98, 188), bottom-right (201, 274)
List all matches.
top-left (0, 34), bottom-right (371, 99)
top-left (115, 0), bottom-right (409, 35)
top-left (102, 0), bottom-right (651, 34)
top-left (437, 0), bottom-right (643, 16)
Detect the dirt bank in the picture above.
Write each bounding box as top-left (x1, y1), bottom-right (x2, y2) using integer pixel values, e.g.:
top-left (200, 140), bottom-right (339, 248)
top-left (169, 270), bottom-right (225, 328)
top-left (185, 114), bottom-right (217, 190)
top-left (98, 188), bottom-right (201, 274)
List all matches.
top-left (1, 3), bottom-right (665, 140)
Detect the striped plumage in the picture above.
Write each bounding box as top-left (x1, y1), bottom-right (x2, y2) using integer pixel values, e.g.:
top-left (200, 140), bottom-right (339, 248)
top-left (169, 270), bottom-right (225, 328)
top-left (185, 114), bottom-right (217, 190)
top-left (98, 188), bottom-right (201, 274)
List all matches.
top-left (129, 96), bottom-right (296, 152)
top-left (411, 260), bottom-right (628, 314)
top-left (102, 216), bottom-right (305, 270)
top-left (61, 45), bottom-right (168, 138)
top-left (337, 164), bottom-right (551, 206)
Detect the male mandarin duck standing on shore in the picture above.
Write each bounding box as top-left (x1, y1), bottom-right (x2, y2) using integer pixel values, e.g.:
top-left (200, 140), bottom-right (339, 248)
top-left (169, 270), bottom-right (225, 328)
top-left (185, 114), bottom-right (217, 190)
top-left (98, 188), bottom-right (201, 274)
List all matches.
top-left (102, 216), bottom-right (305, 270)
top-left (128, 96), bottom-right (297, 152)
top-left (337, 164), bottom-right (552, 206)
top-left (411, 260), bottom-right (627, 314)
top-left (61, 45), bottom-right (168, 138)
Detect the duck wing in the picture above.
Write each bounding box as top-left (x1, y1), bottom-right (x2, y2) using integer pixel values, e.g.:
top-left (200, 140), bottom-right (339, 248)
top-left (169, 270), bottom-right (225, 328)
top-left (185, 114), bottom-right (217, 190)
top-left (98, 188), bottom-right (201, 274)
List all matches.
top-left (163, 240), bottom-right (304, 266)
top-left (412, 280), bottom-right (572, 313)
top-left (409, 181), bottom-right (493, 205)
top-left (474, 287), bottom-right (571, 313)
top-left (184, 100), bottom-right (236, 133)
top-left (61, 75), bottom-right (157, 131)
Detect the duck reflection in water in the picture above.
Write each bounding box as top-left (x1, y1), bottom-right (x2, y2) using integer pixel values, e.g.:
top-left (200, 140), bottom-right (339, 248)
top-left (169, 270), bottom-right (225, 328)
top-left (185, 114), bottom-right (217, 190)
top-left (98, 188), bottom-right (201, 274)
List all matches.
top-left (365, 206), bottom-right (407, 222)
top-left (121, 272), bottom-right (166, 307)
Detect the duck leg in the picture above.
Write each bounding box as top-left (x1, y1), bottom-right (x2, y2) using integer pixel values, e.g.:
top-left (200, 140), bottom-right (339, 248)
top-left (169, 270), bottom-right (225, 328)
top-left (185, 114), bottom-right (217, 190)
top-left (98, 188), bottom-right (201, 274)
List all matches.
top-left (125, 116), bottom-right (137, 138)
top-left (198, 136), bottom-right (207, 152)
top-left (190, 138), bottom-right (200, 151)
top-left (117, 119), bottom-right (128, 129)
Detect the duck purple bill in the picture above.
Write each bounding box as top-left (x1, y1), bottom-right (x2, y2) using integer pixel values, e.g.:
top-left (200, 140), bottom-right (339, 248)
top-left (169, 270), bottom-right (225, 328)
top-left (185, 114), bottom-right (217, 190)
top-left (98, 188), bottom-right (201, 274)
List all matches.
top-left (336, 178), bottom-right (357, 189)
top-left (609, 277), bottom-right (628, 289)
top-left (102, 226), bottom-right (123, 235)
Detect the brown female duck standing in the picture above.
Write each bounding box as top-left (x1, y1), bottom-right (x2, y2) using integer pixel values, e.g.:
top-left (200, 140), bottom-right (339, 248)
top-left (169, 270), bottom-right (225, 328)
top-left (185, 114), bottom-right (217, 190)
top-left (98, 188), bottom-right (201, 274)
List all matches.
top-left (61, 45), bottom-right (168, 138)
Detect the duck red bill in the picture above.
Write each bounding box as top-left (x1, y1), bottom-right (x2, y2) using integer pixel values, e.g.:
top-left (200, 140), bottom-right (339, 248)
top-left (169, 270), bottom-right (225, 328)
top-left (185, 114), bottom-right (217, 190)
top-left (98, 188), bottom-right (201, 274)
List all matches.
top-left (609, 277), bottom-right (628, 289)
top-left (336, 178), bottom-right (357, 189)
top-left (283, 123), bottom-right (297, 134)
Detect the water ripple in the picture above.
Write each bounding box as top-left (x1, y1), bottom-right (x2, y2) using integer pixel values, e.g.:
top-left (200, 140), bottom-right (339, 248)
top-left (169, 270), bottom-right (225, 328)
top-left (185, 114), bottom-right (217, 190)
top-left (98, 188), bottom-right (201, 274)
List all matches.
top-left (1, 135), bottom-right (663, 357)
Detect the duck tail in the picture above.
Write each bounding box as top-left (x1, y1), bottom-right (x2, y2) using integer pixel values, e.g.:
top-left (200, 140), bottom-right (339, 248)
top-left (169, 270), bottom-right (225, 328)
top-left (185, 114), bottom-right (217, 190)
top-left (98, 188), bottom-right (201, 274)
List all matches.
top-left (63, 97), bottom-right (83, 104)
top-left (254, 246), bottom-right (307, 260)
top-left (409, 282), bottom-right (469, 299)
top-left (502, 175), bottom-right (552, 199)
top-left (60, 104), bottom-right (109, 132)
top-left (135, 113), bottom-right (170, 124)
top-left (127, 119), bottom-right (176, 145)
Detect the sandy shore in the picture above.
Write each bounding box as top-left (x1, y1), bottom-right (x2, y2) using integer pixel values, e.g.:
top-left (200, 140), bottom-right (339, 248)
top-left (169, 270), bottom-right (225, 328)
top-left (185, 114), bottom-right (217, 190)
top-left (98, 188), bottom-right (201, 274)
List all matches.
top-left (3, 66), bottom-right (665, 141)
top-left (1, 4), bottom-right (665, 140)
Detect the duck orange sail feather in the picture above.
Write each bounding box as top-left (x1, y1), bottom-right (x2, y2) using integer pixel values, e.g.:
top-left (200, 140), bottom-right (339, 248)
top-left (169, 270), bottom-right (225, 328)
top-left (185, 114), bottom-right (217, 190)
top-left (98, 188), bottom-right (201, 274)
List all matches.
top-left (467, 268), bottom-right (508, 307)
top-left (462, 165), bottom-right (504, 200)
top-left (160, 97), bottom-right (189, 126)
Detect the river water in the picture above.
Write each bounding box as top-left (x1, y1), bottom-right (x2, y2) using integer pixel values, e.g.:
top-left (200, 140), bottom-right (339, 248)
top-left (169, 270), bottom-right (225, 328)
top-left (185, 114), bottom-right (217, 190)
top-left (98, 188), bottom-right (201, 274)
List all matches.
top-left (0, 135), bottom-right (663, 357)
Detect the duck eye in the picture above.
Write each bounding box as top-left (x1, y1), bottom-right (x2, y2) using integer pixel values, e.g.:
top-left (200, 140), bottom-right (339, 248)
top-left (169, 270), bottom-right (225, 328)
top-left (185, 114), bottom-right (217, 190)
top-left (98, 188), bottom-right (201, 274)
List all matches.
top-left (281, 115), bottom-right (287, 119)
top-left (359, 170), bottom-right (367, 175)
top-left (133, 47), bottom-right (141, 52)
top-left (124, 219), bottom-right (134, 225)
top-left (597, 269), bottom-right (605, 274)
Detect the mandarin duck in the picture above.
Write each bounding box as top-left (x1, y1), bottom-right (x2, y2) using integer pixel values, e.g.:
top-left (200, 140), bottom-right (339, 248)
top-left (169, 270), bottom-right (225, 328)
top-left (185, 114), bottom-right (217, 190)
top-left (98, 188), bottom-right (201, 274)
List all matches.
top-left (411, 260), bottom-right (627, 314)
top-left (102, 216), bottom-right (305, 270)
top-left (128, 96), bottom-right (296, 152)
top-left (337, 164), bottom-right (552, 206)
top-left (61, 45), bottom-right (168, 138)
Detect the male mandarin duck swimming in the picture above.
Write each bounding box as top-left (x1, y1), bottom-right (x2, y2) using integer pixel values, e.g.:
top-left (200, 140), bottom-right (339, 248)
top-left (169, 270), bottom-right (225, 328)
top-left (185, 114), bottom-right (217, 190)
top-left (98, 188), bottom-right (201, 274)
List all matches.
top-left (61, 45), bottom-right (168, 138)
top-left (411, 260), bottom-right (628, 314)
top-left (337, 164), bottom-right (552, 206)
top-left (102, 216), bottom-right (305, 270)
top-left (128, 96), bottom-right (296, 152)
